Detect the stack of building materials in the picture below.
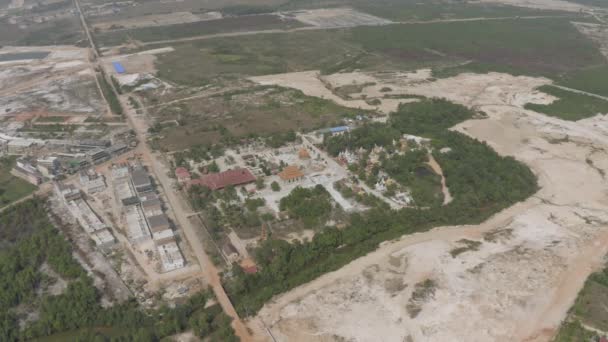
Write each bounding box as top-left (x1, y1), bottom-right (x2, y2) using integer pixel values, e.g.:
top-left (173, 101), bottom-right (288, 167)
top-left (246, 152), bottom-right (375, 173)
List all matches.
top-left (65, 198), bottom-right (115, 247)
top-left (156, 239), bottom-right (185, 272)
top-left (79, 169), bottom-right (106, 194)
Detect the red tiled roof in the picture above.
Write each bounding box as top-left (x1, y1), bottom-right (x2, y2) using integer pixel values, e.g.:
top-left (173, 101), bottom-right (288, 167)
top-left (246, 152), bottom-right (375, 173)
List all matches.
top-left (242, 265), bottom-right (258, 274)
top-left (175, 167), bottom-right (191, 179)
top-left (191, 168), bottom-right (255, 190)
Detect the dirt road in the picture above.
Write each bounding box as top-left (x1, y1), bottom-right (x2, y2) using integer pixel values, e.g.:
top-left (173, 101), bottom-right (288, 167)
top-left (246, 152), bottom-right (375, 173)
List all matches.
top-left (552, 84), bottom-right (608, 101)
top-left (120, 96), bottom-right (253, 341)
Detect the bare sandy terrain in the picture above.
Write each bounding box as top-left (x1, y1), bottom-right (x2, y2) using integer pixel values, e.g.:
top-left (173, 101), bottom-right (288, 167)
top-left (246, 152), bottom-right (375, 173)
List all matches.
top-left (250, 69), bottom-right (554, 116)
top-left (250, 71), bottom-right (608, 341)
top-left (283, 8), bottom-right (393, 28)
top-left (250, 71), bottom-right (422, 115)
top-left (0, 45), bottom-right (105, 117)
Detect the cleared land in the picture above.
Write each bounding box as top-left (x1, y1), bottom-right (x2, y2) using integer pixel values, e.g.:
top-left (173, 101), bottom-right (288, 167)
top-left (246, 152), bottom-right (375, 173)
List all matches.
top-left (0, 156), bottom-right (37, 207)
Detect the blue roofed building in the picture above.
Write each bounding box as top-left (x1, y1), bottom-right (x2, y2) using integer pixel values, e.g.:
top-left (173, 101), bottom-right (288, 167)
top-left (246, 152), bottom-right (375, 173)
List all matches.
top-left (316, 125), bottom-right (351, 137)
top-left (112, 61), bottom-right (125, 74)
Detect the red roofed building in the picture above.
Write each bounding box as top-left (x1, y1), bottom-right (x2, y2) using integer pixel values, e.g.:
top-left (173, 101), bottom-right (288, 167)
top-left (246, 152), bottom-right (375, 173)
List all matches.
top-left (191, 168), bottom-right (255, 190)
top-left (242, 265), bottom-right (258, 274)
top-left (175, 167), bottom-right (191, 183)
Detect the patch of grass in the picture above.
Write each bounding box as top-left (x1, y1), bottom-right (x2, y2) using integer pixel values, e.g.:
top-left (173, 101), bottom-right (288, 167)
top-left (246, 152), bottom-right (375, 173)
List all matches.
top-left (553, 320), bottom-right (598, 342)
top-left (36, 116), bottom-right (67, 123)
top-left (95, 15), bottom-right (306, 46)
top-left (449, 239), bottom-right (482, 257)
top-left (97, 73), bottom-right (123, 115)
top-left (0, 18), bottom-right (84, 46)
top-left (406, 279), bottom-right (437, 318)
top-left (151, 86), bottom-right (374, 151)
top-left (352, 0), bottom-right (575, 21)
top-left (333, 82), bottom-right (376, 99)
top-left (525, 85), bottom-right (608, 121)
top-left (154, 17), bottom-right (605, 86)
top-left (0, 156), bottom-right (37, 207)
top-left (558, 65), bottom-right (608, 97)
top-left (351, 18), bottom-right (605, 77)
top-left (554, 263), bottom-right (608, 341)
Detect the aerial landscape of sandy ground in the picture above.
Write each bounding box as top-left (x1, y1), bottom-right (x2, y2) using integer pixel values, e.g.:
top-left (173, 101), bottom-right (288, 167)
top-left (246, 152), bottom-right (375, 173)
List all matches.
top-left (3, 0), bottom-right (608, 340)
top-left (250, 70), bottom-right (608, 341)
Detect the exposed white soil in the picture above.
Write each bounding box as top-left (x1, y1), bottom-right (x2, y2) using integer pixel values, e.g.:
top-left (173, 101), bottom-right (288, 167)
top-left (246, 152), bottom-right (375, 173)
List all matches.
top-left (284, 8), bottom-right (393, 28)
top-left (251, 71), bottom-right (608, 342)
top-left (250, 69), bottom-right (555, 116)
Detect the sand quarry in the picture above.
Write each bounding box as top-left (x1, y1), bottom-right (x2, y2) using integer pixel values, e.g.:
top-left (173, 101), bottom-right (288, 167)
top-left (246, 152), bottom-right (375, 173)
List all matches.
top-left (247, 70), bottom-right (608, 342)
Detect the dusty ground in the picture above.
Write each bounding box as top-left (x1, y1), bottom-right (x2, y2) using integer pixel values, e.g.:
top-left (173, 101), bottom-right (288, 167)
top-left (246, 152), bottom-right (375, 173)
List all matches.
top-left (250, 71), bottom-right (608, 342)
top-left (250, 69), bottom-right (552, 116)
top-left (282, 8), bottom-right (393, 28)
top-left (250, 71), bottom-right (422, 115)
top-left (0, 45), bottom-right (105, 118)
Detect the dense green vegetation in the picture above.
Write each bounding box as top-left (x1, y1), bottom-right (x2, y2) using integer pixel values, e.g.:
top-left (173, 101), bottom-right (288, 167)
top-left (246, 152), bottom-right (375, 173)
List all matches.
top-left (279, 185), bottom-right (333, 227)
top-left (224, 99), bottom-right (537, 315)
top-left (0, 156), bottom-right (37, 208)
top-left (154, 17), bottom-right (604, 85)
top-left (383, 150), bottom-right (443, 207)
top-left (525, 85), bottom-right (608, 121)
top-left (350, 18), bottom-right (603, 77)
top-left (0, 199), bottom-right (237, 341)
top-left (96, 73), bottom-right (123, 115)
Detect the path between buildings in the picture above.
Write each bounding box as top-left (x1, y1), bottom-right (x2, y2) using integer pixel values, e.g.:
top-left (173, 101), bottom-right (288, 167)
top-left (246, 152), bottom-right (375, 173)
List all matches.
top-left (120, 95), bottom-right (254, 341)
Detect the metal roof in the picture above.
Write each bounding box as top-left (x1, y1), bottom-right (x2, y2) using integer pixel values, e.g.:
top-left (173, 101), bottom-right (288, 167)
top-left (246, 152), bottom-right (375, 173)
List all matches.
top-left (112, 61), bottom-right (125, 74)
